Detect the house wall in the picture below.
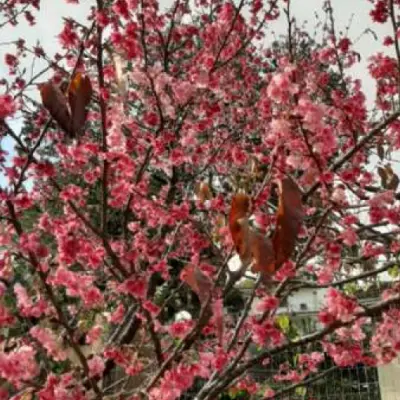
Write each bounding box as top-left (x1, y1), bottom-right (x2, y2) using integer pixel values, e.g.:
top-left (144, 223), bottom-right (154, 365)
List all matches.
top-left (250, 287), bottom-right (327, 315)
top-left (378, 356), bottom-right (400, 400)
top-left (286, 287), bottom-right (327, 313)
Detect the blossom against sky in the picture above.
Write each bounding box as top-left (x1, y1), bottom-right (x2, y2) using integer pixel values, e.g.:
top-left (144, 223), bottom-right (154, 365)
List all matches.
top-left (0, 0), bottom-right (394, 186)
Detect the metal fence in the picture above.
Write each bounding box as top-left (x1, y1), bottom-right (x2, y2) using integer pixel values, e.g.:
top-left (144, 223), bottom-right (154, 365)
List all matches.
top-left (248, 348), bottom-right (381, 400)
top-left (104, 307), bottom-right (383, 399)
top-left (177, 346), bottom-right (382, 400)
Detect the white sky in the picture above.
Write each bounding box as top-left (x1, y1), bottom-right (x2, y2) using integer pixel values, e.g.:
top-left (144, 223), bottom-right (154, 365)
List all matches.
top-left (0, 0), bottom-right (392, 102)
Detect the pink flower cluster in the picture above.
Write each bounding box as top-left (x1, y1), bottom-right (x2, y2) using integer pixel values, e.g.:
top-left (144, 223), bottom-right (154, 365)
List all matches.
top-left (150, 364), bottom-right (205, 400)
top-left (0, 94), bottom-right (16, 119)
top-left (30, 326), bottom-right (66, 361)
top-left (14, 283), bottom-right (50, 318)
top-left (250, 317), bottom-right (285, 347)
top-left (38, 373), bottom-right (86, 400)
top-left (49, 267), bottom-right (104, 309)
top-left (371, 309), bottom-right (400, 364)
top-left (0, 346), bottom-right (38, 387)
top-left (104, 346), bottom-right (143, 376)
top-left (319, 288), bottom-right (362, 324)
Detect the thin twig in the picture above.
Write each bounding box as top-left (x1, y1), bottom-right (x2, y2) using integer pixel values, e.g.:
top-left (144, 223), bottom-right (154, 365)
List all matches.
top-left (227, 275), bottom-right (262, 351)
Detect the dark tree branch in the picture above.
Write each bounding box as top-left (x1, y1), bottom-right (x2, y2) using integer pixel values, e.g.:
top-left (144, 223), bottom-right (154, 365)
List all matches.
top-left (96, 0), bottom-right (109, 238)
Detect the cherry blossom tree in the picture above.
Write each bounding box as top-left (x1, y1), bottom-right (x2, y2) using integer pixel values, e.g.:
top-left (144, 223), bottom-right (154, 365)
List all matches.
top-left (1, 0), bottom-right (400, 399)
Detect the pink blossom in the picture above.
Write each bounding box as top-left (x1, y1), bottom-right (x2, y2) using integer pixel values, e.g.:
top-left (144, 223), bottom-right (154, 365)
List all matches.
top-left (1, 0), bottom-right (400, 395)
top-left (255, 295), bottom-right (279, 313)
top-left (173, 81), bottom-right (194, 105)
top-left (30, 326), bottom-right (66, 361)
top-left (151, 260), bottom-right (170, 280)
top-left (4, 54), bottom-right (18, 71)
top-left (336, 318), bottom-right (368, 342)
top-left (320, 288), bottom-right (361, 324)
top-left (275, 260), bottom-right (296, 281)
top-left (149, 364), bottom-right (197, 400)
top-left (296, 98), bottom-right (326, 131)
top-left (113, 0), bottom-right (129, 18)
top-left (0, 305), bottom-right (15, 327)
top-left (370, 0), bottom-right (388, 23)
top-left (88, 356), bottom-right (105, 378)
top-left (369, 190), bottom-right (394, 207)
top-left (110, 303), bottom-right (125, 324)
top-left (267, 71), bottom-right (299, 104)
top-left (119, 277), bottom-right (147, 299)
top-left (168, 320), bottom-right (194, 339)
top-left (49, 267), bottom-right (103, 309)
top-left (104, 347), bottom-right (143, 376)
top-left (298, 352), bottom-right (324, 372)
top-left (340, 227), bottom-right (358, 246)
top-left (274, 368), bottom-right (307, 383)
top-left (331, 186), bottom-right (347, 205)
top-left (0, 94), bottom-right (16, 119)
top-left (323, 342), bottom-right (363, 367)
top-left (58, 20), bottom-right (79, 49)
top-left (59, 184), bottom-right (84, 202)
top-left (371, 309), bottom-right (400, 364)
top-left (86, 325), bottom-right (103, 345)
top-left (338, 38), bottom-right (351, 53)
top-left (251, 317), bottom-right (285, 347)
top-left (0, 346), bottom-right (38, 387)
top-left (143, 300), bottom-right (160, 317)
top-left (263, 387), bottom-right (275, 398)
top-left (14, 283), bottom-right (49, 318)
top-left (38, 373), bottom-right (86, 400)
top-left (235, 377), bottom-right (259, 394)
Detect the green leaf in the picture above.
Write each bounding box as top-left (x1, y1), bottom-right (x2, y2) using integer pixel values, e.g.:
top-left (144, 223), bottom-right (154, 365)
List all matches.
top-left (344, 282), bottom-right (358, 295)
top-left (388, 265), bottom-right (400, 278)
top-left (227, 389), bottom-right (248, 399)
top-left (276, 315), bottom-right (290, 332)
top-left (295, 386), bottom-right (307, 397)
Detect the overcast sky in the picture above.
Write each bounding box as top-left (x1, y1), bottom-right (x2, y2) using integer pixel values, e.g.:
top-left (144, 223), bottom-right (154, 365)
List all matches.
top-left (0, 0), bottom-right (392, 103)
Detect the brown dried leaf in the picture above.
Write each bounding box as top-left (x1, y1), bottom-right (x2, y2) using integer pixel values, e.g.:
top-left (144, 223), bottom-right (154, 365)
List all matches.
top-left (378, 166), bottom-right (388, 188)
top-left (272, 177), bottom-right (303, 269)
top-left (229, 179), bottom-right (303, 276)
top-left (377, 143), bottom-right (385, 161)
top-left (39, 82), bottom-right (72, 135)
top-left (249, 229), bottom-right (275, 274)
top-left (195, 181), bottom-right (213, 203)
top-left (68, 73), bottom-right (93, 136)
top-left (388, 173), bottom-right (400, 191)
top-left (229, 193), bottom-right (251, 260)
top-left (180, 264), bottom-right (213, 304)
